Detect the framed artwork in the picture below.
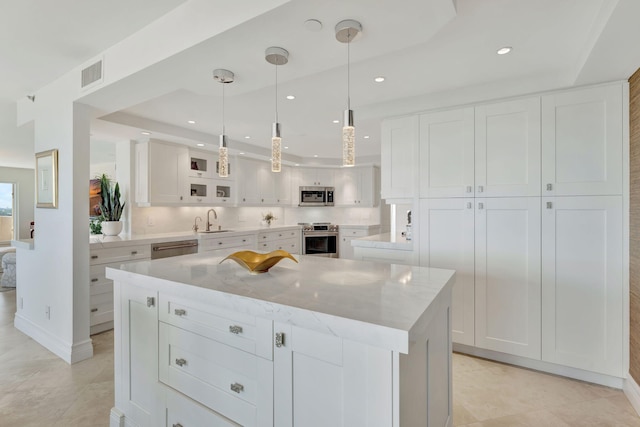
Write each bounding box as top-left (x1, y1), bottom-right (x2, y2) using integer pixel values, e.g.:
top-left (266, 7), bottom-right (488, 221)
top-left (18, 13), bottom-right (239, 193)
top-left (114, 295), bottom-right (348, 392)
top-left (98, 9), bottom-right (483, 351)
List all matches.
top-left (89, 178), bottom-right (102, 217)
top-left (35, 149), bottom-right (58, 208)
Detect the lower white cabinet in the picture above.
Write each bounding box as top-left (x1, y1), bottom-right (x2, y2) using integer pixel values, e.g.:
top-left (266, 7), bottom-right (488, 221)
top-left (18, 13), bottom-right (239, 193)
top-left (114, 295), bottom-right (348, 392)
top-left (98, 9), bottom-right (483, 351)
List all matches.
top-left (419, 198), bottom-right (475, 346)
top-left (198, 233), bottom-right (257, 253)
top-left (475, 197), bottom-right (541, 359)
top-left (541, 196), bottom-right (623, 376)
top-left (339, 226), bottom-right (381, 260)
top-left (257, 229), bottom-right (301, 254)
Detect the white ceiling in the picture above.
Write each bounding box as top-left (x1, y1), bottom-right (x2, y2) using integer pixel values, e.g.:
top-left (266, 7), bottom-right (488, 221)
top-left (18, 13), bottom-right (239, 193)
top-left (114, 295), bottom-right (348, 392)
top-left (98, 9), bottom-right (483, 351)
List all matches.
top-left (3, 0), bottom-right (640, 168)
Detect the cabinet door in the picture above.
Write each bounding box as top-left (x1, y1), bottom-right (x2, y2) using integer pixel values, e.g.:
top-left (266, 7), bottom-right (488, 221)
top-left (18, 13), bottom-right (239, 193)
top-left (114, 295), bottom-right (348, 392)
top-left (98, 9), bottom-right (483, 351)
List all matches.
top-left (475, 197), bottom-right (541, 359)
top-left (419, 198), bottom-right (475, 346)
top-left (187, 177), bottom-right (214, 204)
top-left (273, 324), bottom-right (393, 427)
top-left (237, 158), bottom-right (261, 205)
top-left (357, 166), bottom-right (377, 206)
top-left (542, 84), bottom-right (623, 196)
top-left (475, 97), bottom-right (541, 197)
top-left (381, 116), bottom-right (419, 200)
top-left (115, 283), bottom-right (162, 427)
top-left (274, 166), bottom-right (292, 205)
top-left (541, 196), bottom-right (623, 376)
top-left (335, 168), bottom-right (358, 206)
top-left (257, 162), bottom-right (277, 205)
top-left (189, 149), bottom-right (216, 179)
top-left (148, 142), bottom-right (189, 203)
top-left (419, 108), bottom-right (474, 198)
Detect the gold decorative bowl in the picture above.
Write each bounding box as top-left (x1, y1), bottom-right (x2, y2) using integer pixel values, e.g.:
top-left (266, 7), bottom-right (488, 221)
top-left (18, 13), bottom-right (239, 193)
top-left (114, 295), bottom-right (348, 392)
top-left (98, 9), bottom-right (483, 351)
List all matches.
top-left (219, 250), bottom-right (298, 274)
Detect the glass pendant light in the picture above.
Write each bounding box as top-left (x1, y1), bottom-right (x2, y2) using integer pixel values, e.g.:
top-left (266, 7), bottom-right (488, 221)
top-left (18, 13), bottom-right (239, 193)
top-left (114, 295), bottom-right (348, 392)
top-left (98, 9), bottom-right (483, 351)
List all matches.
top-left (335, 20), bottom-right (362, 167)
top-left (213, 69), bottom-right (234, 177)
top-left (265, 47), bottom-right (289, 173)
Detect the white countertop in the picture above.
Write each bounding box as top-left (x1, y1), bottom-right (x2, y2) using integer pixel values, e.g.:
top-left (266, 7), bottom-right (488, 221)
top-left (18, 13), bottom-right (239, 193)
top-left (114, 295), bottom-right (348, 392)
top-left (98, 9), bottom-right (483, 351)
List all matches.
top-left (351, 232), bottom-right (413, 251)
top-left (106, 251), bottom-right (454, 353)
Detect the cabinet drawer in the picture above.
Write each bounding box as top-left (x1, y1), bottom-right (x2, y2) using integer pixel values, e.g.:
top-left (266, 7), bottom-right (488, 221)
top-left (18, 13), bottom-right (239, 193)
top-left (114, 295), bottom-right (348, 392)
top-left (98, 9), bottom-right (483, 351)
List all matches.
top-left (258, 237), bottom-right (300, 254)
top-left (159, 323), bottom-right (273, 427)
top-left (159, 294), bottom-right (272, 359)
top-left (90, 244), bottom-right (150, 265)
top-left (198, 234), bottom-right (257, 252)
top-left (257, 229), bottom-right (300, 243)
top-left (165, 387), bottom-right (240, 427)
top-left (340, 228), bottom-right (369, 238)
top-left (90, 292), bottom-right (114, 326)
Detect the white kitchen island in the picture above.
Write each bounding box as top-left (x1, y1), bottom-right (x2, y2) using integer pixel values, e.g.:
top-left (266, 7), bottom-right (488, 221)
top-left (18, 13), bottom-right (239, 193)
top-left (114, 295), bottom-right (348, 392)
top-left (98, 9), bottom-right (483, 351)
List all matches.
top-left (107, 251), bottom-right (454, 427)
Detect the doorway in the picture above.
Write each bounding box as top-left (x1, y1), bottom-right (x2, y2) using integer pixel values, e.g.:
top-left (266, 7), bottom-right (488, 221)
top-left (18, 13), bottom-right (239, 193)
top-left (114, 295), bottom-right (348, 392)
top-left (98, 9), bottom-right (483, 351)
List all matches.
top-left (0, 182), bottom-right (15, 244)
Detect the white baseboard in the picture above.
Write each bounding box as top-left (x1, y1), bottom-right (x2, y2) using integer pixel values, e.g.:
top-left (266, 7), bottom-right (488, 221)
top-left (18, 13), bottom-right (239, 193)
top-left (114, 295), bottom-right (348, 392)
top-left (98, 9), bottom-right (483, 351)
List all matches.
top-left (624, 375), bottom-right (640, 417)
top-left (110, 408), bottom-right (125, 427)
top-left (14, 312), bottom-right (93, 364)
top-left (453, 343), bottom-right (624, 389)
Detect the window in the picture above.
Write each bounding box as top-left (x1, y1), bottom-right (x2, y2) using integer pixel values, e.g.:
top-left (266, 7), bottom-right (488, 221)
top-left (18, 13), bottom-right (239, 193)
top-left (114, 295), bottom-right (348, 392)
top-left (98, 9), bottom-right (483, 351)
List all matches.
top-left (0, 183), bottom-right (14, 244)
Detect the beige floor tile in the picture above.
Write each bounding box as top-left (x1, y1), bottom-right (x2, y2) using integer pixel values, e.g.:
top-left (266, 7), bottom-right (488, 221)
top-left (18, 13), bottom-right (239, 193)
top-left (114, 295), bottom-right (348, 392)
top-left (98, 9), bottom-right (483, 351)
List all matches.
top-left (454, 399), bottom-right (479, 426)
top-left (458, 409), bottom-right (572, 427)
top-left (550, 394), bottom-right (640, 426)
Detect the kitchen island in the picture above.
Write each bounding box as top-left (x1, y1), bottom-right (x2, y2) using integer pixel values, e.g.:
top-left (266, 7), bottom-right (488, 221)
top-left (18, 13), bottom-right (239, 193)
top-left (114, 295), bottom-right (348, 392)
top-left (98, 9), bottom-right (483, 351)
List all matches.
top-left (107, 251), bottom-right (454, 427)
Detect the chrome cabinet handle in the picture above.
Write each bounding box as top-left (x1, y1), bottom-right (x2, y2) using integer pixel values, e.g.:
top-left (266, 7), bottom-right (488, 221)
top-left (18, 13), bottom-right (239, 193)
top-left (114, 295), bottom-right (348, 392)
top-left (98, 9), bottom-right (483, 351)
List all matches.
top-left (466, 186), bottom-right (472, 193)
top-left (174, 309), bottom-right (187, 316)
top-left (547, 202), bottom-right (553, 209)
top-left (546, 183), bottom-right (553, 191)
top-left (91, 278), bottom-right (98, 282)
top-left (146, 297), bottom-right (155, 307)
top-left (91, 308), bottom-right (98, 313)
top-left (275, 332), bottom-right (285, 348)
top-left (466, 202), bottom-right (472, 209)
top-left (91, 255), bottom-right (98, 259)
top-left (230, 382), bottom-right (244, 393)
top-left (131, 251), bottom-right (138, 255)
top-left (477, 185), bottom-right (484, 193)
top-left (175, 358), bottom-right (187, 367)
top-left (218, 242), bottom-right (223, 245)
top-left (478, 202), bottom-right (484, 210)
top-left (229, 325), bottom-right (243, 334)
top-left (173, 423), bottom-right (183, 427)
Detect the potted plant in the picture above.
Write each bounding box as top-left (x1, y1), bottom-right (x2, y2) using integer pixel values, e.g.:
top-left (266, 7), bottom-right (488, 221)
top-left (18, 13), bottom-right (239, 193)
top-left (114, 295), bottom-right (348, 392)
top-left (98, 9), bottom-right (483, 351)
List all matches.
top-left (98, 174), bottom-right (125, 236)
top-left (262, 211), bottom-right (277, 227)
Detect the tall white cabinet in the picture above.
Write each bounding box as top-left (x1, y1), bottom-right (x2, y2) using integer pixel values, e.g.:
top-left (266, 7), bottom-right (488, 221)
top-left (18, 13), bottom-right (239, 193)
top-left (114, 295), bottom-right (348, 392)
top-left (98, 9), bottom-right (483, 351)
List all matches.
top-left (400, 81), bottom-right (627, 382)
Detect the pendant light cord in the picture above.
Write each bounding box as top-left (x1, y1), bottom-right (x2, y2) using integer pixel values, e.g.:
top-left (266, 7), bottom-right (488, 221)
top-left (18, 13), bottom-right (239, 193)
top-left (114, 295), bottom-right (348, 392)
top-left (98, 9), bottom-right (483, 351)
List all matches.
top-left (275, 63), bottom-right (279, 123)
top-left (222, 81), bottom-right (225, 135)
top-left (347, 30), bottom-right (351, 111)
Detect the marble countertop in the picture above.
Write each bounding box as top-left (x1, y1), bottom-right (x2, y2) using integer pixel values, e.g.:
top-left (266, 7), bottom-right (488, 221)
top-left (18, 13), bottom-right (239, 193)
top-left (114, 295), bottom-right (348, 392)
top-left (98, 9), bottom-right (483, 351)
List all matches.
top-left (351, 232), bottom-right (413, 251)
top-left (106, 251), bottom-right (454, 353)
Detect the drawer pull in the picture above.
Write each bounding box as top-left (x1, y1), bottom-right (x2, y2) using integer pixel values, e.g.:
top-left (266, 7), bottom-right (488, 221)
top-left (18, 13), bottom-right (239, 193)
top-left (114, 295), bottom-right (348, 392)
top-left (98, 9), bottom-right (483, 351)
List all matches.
top-left (147, 297), bottom-right (155, 307)
top-left (275, 332), bottom-right (285, 348)
top-left (230, 382), bottom-right (244, 393)
top-left (131, 250), bottom-right (138, 255)
top-left (91, 278), bottom-right (98, 283)
top-left (173, 424), bottom-right (183, 427)
top-left (547, 202), bottom-right (553, 209)
top-left (174, 309), bottom-right (187, 316)
top-left (218, 242), bottom-right (223, 245)
top-left (546, 183), bottom-right (553, 191)
top-left (91, 255), bottom-right (98, 259)
top-left (91, 308), bottom-right (98, 313)
top-left (175, 358), bottom-right (187, 367)
top-left (229, 325), bottom-right (243, 334)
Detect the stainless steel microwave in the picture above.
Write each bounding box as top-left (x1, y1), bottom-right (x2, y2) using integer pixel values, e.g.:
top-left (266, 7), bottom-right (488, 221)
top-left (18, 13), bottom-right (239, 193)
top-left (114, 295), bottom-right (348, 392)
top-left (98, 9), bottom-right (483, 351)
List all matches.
top-left (299, 186), bottom-right (334, 207)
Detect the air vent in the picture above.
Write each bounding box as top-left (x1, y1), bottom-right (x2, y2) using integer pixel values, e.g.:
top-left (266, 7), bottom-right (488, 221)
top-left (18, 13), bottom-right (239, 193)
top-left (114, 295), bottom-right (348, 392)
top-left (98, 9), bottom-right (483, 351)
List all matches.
top-left (81, 60), bottom-right (103, 88)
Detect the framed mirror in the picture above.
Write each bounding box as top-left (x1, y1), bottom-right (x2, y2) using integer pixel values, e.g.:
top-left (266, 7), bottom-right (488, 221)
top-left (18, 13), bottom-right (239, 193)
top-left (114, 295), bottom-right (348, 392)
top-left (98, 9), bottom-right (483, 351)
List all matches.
top-left (35, 149), bottom-right (58, 208)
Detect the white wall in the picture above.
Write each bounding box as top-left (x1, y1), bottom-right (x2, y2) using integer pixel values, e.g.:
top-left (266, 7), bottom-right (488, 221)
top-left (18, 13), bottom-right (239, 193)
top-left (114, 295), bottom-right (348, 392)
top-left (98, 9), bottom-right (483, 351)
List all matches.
top-left (0, 166), bottom-right (34, 240)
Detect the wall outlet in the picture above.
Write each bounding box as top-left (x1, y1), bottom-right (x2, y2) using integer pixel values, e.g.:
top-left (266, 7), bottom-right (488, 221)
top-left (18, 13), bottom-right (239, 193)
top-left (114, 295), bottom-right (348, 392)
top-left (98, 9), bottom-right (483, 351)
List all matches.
top-left (147, 216), bottom-right (154, 226)
top-left (45, 305), bottom-right (50, 320)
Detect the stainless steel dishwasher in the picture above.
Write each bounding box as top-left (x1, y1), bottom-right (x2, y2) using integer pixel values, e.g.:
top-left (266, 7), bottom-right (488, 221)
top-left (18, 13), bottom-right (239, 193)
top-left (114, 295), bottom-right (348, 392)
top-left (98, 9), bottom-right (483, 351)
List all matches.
top-left (150, 239), bottom-right (198, 259)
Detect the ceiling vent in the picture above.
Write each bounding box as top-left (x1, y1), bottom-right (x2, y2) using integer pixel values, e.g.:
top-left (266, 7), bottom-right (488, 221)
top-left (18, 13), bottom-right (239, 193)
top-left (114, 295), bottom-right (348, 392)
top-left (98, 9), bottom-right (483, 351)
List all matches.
top-left (81, 59), bottom-right (103, 89)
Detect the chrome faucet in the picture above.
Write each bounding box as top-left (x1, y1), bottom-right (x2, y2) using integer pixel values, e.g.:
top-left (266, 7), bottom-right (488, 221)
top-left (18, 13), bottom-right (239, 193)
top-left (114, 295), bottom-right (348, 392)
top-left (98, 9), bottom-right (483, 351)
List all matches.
top-left (206, 209), bottom-right (218, 231)
top-left (193, 216), bottom-right (202, 232)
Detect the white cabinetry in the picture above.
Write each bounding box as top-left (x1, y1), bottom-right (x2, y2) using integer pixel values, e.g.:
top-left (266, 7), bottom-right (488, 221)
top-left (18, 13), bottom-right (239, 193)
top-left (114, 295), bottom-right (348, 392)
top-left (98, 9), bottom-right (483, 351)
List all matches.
top-left (474, 197), bottom-right (541, 359)
top-left (237, 158), bottom-right (292, 206)
top-left (381, 116), bottom-right (419, 200)
top-left (188, 149), bottom-right (216, 179)
top-left (542, 84), bottom-right (623, 196)
top-left (419, 198), bottom-right (475, 345)
top-left (541, 196), bottom-right (623, 376)
top-left (135, 140), bottom-right (189, 205)
top-left (297, 168), bottom-right (334, 187)
top-left (419, 108), bottom-right (474, 198)
top-left (475, 97), bottom-right (541, 197)
top-left (114, 283), bottom-right (162, 427)
top-left (89, 244), bottom-right (150, 335)
top-left (339, 226), bottom-right (381, 260)
top-left (257, 229), bottom-right (301, 254)
top-left (198, 233), bottom-right (256, 253)
top-left (335, 166), bottom-right (379, 207)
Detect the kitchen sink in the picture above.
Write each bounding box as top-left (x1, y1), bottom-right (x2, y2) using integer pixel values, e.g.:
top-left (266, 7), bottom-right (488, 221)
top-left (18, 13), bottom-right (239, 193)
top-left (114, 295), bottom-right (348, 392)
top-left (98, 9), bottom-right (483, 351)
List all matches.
top-left (198, 229), bottom-right (233, 234)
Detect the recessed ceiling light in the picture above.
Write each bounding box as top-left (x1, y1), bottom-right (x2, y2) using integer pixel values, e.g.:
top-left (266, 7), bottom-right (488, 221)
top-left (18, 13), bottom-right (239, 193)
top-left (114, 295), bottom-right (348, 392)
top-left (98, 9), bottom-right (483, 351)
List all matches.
top-left (497, 46), bottom-right (512, 55)
top-left (364, 135), bottom-right (370, 139)
top-left (196, 143), bottom-right (205, 147)
top-left (295, 163), bottom-right (300, 166)
top-left (284, 146), bottom-right (289, 149)
top-left (244, 135), bottom-right (251, 139)
top-left (187, 120), bottom-right (196, 124)
top-left (141, 131), bottom-right (151, 135)
top-left (314, 154), bottom-right (318, 157)
top-left (374, 76), bottom-right (385, 83)
top-left (286, 95), bottom-right (295, 100)
top-left (239, 152), bottom-right (245, 155)
top-left (332, 120), bottom-right (340, 124)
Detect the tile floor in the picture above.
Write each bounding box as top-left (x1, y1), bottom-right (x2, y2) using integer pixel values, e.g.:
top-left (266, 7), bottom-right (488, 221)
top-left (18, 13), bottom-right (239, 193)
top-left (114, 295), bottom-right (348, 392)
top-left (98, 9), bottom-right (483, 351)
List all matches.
top-left (0, 289), bottom-right (638, 426)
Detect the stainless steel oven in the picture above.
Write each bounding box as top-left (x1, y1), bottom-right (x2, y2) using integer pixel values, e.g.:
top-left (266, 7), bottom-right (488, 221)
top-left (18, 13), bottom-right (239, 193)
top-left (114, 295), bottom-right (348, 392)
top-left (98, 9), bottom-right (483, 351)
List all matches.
top-left (301, 223), bottom-right (339, 258)
top-left (299, 186), bottom-right (334, 207)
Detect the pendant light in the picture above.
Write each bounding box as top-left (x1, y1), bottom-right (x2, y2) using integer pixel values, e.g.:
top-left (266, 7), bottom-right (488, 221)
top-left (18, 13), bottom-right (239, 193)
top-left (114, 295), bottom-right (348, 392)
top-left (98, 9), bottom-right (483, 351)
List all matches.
top-left (213, 69), bottom-right (234, 177)
top-left (265, 47), bottom-right (289, 173)
top-left (335, 19), bottom-right (362, 167)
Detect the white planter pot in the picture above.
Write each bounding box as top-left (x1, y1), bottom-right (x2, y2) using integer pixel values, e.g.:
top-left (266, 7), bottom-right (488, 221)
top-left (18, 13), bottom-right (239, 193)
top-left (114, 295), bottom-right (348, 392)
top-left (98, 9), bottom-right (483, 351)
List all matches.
top-left (102, 221), bottom-right (123, 236)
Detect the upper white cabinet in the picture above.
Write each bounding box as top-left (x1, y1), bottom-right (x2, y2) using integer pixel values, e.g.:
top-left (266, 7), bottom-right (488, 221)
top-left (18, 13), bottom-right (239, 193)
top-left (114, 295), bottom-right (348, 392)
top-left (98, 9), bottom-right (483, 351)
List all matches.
top-left (297, 168), bottom-right (335, 187)
top-left (419, 108), bottom-right (475, 198)
top-left (474, 197), bottom-right (541, 360)
top-left (419, 198), bottom-right (475, 346)
top-left (475, 97), bottom-right (541, 197)
top-left (237, 158), bottom-right (292, 206)
top-left (542, 84), bottom-right (623, 196)
top-left (335, 166), bottom-right (379, 207)
top-left (381, 116), bottom-right (419, 201)
top-left (136, 140), bottom-right (189, 205)
top-left (188, 149), bottom-right (216, 179)
top-left (541, 196), bottom-right (623, 376)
